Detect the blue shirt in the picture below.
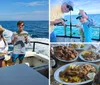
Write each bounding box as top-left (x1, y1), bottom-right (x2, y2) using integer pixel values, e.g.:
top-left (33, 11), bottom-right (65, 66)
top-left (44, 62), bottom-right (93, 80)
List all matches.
top-left (50, 31), bottom-right (56, 42)
top-left (83, 22), bottom-right (92, 42)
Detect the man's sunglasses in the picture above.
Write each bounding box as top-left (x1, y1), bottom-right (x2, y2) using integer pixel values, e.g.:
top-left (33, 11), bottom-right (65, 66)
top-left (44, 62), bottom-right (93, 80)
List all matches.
top-left (21, 24), bottom-right (24, 26)
top-left (66, 5), bottom-right (73, 11)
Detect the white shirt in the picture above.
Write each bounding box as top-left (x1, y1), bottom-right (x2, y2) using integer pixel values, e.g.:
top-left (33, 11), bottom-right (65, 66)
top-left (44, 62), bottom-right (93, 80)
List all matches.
top-left (11, 31), bottom-right (28, 54)
top-left (0, 39), bottom-right (8, 53)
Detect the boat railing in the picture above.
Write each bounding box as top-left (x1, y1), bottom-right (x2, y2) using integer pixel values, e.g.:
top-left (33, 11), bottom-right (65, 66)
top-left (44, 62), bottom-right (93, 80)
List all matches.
top-left (29, 41), bottom-right (49, 52)
top-left (55, 24), bottom-right (100, 41)
top-left (8, 41), bottom-right (49, 55)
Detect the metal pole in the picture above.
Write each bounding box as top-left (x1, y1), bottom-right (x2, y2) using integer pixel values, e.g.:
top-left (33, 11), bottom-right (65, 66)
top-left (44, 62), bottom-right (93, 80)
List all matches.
top-left (33, 42), bottom-right (35, 52)
top-left (64, 25), bottom-right (66, 37)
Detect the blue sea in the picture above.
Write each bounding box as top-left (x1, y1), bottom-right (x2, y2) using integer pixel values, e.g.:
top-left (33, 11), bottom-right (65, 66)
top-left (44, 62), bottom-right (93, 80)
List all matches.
top-left (0, 21), bottom-right (49, 38)
top-left (54, 14), bottom-right (100, 39)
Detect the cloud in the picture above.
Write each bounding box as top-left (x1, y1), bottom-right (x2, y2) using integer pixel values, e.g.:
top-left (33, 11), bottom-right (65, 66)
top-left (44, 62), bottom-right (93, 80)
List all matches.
top-left (17, 1), bottom-right (48, 7)
top-left (32, 10), bottom-right (48, 14)
top-left (28, 1), bottom-right (48, 6)
top-left (51, 0), bottom-right (100, 14)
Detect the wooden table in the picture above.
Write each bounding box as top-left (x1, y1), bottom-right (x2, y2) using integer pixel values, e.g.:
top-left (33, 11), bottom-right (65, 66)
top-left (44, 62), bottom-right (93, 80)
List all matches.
top-left (0, 64), bottom-right (48, 85)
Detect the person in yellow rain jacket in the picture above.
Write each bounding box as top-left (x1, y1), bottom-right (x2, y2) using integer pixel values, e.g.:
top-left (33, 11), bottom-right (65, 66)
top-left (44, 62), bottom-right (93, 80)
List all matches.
top-left (50, 0), bottom-right (74, 42)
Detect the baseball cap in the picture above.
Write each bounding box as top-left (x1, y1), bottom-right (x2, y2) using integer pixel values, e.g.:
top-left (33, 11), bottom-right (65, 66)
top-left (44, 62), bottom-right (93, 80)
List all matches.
top-left (76, 12), bottom-right (88, 19)
top-left (62, 0), bottom-right (74, 11)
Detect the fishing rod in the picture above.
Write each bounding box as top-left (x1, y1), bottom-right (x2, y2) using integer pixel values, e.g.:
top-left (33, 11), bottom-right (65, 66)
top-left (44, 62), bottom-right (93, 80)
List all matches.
top-left (54, 11), bottom-right (73, 39)
top-left (70, 11), bottom-right (72, 41)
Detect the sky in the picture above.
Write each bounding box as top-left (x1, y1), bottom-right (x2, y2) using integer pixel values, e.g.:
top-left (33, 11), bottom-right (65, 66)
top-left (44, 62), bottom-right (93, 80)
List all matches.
top-left (0, 0), bottom-right (49, 21)
top-left (50, 0), bottom-right (100, 15)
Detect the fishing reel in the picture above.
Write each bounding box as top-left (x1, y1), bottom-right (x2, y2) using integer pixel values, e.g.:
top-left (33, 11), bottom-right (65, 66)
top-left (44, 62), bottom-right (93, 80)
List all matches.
top-left (54, 19), bottom-right (67, 26)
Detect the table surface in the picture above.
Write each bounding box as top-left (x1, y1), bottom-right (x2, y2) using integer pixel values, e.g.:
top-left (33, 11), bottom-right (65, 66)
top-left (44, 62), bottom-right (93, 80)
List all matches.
top-left (0, 64), bottom-right (48, 85)
top-left (51, 46), bottom-right (100, 85)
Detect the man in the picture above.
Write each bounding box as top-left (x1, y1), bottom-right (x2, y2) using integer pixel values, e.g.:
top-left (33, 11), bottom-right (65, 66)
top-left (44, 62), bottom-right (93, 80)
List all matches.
top-left (50, 0), bottom-right (74, 42)
top-left (11, 21), bottom-right (28, 65)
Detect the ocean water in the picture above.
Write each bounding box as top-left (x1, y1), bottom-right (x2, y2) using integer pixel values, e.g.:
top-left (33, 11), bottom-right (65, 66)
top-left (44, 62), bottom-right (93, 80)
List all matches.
top-left (0, 21), bottom-right (49, 56)
top-left (0, 21), bottom-right (49, 38)
top-left (54, 14), bottom-right (100, 39)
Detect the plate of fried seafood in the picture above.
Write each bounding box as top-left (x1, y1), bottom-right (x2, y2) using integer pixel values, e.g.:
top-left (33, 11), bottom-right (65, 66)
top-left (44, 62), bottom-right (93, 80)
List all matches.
top-left (54, 62), bottom-right (98, 85)
top-left (68, 44), bottom-right (89, 51)
top-left (53, 46), bottom-right (78, 62)
top-left (79, 51), bottom-right (100, 62)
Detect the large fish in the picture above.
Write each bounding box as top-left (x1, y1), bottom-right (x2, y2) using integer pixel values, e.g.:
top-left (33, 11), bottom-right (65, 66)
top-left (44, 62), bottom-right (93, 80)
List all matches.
top-left (15, 33), bottom-right (28, 36)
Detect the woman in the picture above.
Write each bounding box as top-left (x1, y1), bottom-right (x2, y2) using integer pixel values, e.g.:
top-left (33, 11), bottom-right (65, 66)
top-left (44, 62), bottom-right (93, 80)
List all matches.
top-left (0, 25), bottom-right (8, 67)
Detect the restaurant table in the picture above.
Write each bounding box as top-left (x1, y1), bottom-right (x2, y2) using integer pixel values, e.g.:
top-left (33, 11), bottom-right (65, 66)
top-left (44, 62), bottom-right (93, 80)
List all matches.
top-left (0, 64), bottom-right (48, 85)
top-left (50, 60), bottom-right (93, 85)
top-left (51, 45), bottom-right (100, 85)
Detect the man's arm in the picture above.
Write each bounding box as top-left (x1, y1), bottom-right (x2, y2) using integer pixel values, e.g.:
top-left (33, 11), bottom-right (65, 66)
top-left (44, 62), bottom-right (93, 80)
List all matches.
top-left (24, 36), bottom-right (28, 44)
top-left (11, 38), bottom-right (16, 44)
top-left (11, 33), bottom-right (17, 44)
top-left (80, 10), bottom-right (88, 19)
top-left (50, 18), bottom-right (66, 26)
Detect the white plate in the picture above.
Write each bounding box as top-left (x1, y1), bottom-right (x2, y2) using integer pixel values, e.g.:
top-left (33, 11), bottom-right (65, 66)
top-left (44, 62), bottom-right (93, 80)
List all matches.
top-left (79, 52), bottom-right (100, 63)
top-left (75, 44), bottom-right (90, 51)
top-left (75, 47), bottom-right (86, 51)
top-left (54, 46), bottom-right (78, 62)
top-left (54, 62), bottom-right (98, 85)
top-left (55, 55), bottom-right (78, 62)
